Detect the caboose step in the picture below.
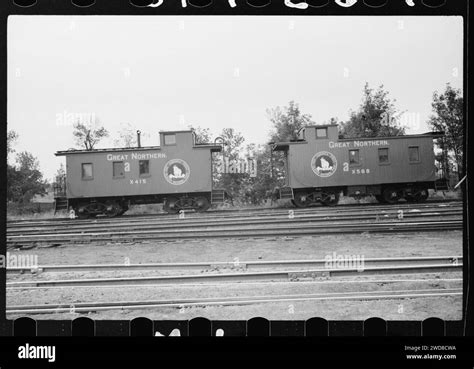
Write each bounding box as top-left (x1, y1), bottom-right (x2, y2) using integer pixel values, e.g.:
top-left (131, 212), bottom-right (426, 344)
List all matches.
top-left (54, 197), bottom-right (69, 213)
top-left (434, 178), bottom-right (450, 192)
top-left (211, 189), bottom-right (226, 204)
top-left (279, 187), bottom-right (294, 200)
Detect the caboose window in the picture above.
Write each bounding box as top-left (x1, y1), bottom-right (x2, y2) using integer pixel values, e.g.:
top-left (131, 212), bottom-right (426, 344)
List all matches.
top-left (316, 128), bottom-right (328, 139)
top-left (409, 146), bottom-right (420, 162)
top-left (113, 161), bottom-right (125, 178)
top-left (378, 148), bottom-right (389, 164)
top-left (81, 163), bottom-right (93, 180)
top-left (164, 134), bottom-right (176, 145)
top-left (349, 149), bottom-right (360, 165)
top-left (139, 160), bottom-right (150, 176)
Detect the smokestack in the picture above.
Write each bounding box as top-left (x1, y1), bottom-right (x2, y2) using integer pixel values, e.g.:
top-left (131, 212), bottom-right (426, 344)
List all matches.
top-left (137, 130), bottom-right (141, 148)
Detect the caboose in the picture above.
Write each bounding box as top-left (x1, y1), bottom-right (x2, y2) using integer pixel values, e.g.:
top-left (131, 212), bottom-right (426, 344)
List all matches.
top-left (54, 130), bottom-right (224, 218)
top-left (272, 124), bottom-right (447, 207)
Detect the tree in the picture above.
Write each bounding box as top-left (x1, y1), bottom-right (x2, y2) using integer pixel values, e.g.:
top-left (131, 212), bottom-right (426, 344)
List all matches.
top-left (267, 101), bottom-right (315, 143)
top-left (73, 120), bottom-right (109, 150)
top-left (7, 151), bottom-right (47, 203)
top-left (213, 128), bottom-right (247, 203)
top-left (239, 144), bottom-right (278, 205)
top-left (7, 130), bottom-right (18, 156)
top-left (114, 123), bottom-right (137, 148)
top-left (428, 84), bottom-right (464, 181)
top-left (53, 163), bottom-right (67, 195)
top-left (55, 163), bottom-right (66, 179)
top-left (265, 101), bottom-right (315, 191)
top-left (189, 125), bottom-right (212, 144)
top-left (339, 83), bottom-right (406, 138)
top-left (219, 128), bottom-right (245, 160)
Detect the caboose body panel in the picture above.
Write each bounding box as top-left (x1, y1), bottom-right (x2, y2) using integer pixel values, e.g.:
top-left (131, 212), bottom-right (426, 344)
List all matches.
top-left (55, 131), bottom-right (222, 216)
top-left (283, 125), bottom-right (437, 190)
top-left (63, 151), bottom-right (212, 199)
top-left (273, 125), bottom-right (443, 205)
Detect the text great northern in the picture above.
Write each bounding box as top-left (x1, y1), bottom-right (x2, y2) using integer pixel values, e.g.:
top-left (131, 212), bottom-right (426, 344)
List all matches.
top-left (329, 140), bottom-right (390, 149)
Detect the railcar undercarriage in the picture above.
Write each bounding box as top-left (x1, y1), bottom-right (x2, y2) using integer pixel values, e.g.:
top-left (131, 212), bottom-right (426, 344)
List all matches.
top-left (281, 183), bottom-right (432, 208)
top-left (70, 194), bottom-right (214, 218)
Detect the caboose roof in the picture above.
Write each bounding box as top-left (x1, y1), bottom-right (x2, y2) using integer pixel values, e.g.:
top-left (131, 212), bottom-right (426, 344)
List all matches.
top-left (55, 143), bottom-right (222, 156)
top-left (338, 131), bottom-right (445, 141)
top-left (271, 131), bottom-right (445, 151)
top-left (302, 124), bottom-right (339, 129)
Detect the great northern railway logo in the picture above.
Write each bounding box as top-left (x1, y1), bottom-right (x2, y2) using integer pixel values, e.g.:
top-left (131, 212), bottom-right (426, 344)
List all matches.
top-left (311, 151), bottom-right (337, 178)
top-left (164, 159), bottom-right (190, 185)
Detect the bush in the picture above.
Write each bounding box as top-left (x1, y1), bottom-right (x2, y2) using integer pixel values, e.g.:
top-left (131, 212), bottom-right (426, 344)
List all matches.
top-left (7, 201), bottom-right (56, 220)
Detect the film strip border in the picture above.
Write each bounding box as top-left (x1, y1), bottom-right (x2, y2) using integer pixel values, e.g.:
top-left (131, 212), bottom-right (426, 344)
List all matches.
top-left (2, 0), bottom-right (467, 15)
top-left (1, 318), bottom-right (465, 336)
top-left (0, 0), bottom-right (470, 344)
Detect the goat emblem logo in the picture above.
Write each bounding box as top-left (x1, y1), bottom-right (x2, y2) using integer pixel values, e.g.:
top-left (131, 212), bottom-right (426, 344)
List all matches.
top-left (311, 152), bottom-right (337, 178)
top-left (164, 159), bottom-right (190, 185)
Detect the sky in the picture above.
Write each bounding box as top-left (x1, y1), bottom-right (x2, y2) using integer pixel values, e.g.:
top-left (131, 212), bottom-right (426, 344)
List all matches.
top-left (7, 15), bottom-right (463, 180)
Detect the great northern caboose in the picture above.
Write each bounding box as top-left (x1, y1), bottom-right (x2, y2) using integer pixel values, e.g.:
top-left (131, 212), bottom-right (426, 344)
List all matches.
top-left (54, 130), bottom-right (224, 218)
top-left (272, 124), bottom-right (447, 207)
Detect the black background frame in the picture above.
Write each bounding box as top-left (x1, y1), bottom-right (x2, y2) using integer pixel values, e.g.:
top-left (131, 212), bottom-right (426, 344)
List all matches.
top-left (0, 0), bottom-right (472, 368)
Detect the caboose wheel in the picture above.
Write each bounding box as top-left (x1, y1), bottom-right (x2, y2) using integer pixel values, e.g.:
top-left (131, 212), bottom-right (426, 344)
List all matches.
top-left (118, 205), bottom-right (129, 216)
top-left (105, 201), bottom-right (121, 217)
top-left (382, 188), bottom-right (401, 204)
top-left (76, 204), bottom-right (92, 219)
top-left (404, 194), bottom-right (415, 203)
top-left (293, 192), bottom-right (311, 208)
top-left (163, 197), bottom-right (180, 214)
top-left (374, 195), bottom-right (385, 204)
top-left (320, 192), bottom-right (340, 206)
top-left (412, 187), bottom-right (429, 203)
top-left (194, 196), bottom-right (210, 212)
top-left (77, 211), bottom-right (90, 220)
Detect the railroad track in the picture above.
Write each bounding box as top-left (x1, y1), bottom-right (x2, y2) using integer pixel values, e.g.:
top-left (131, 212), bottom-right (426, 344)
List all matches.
top-left (7, 200), bottom-right (462, 228)
top-left (6, 218), bottom-right (463, 247)
top-left (7, 255), bottom-right (462, 274)
top-left (7, 262), bottom-right (462, 289)
top-left (6, 206), bottom-right (462, 236)
top-left (7, 288), bottom-right (462, 315)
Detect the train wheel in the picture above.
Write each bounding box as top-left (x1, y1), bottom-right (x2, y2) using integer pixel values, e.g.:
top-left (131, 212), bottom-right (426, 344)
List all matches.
top-left (118, 205), bottom-right (129, 216)
top-left (375, 195), bottom-right (385, 204)
top-left (163, 197), bottom-right (180, 214)
top-left (194, 197), bottom-right (210, 212)
top-left (76, 204), bottom-right (93, 219)
top-left (382, 188), bottom-right (401, 204)
top-left (105, 201), bottom-right (121, 218)
top-left (320, 192), bottom-right (340, 206)
top-left (77, 211), bottom-right (90, 220)
top-left (293, 192), bottom-right (311, 208)
top-left (412, 187), bottom-right (429, 203)
top-left (404, 194), bottom-right (415, 203)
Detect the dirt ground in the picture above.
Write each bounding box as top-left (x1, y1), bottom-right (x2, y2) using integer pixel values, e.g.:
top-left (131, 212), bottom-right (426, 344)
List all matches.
top-left (7, 231), bottom-right (463, 265)
top-left (6, 231), bottom-right (463, 321)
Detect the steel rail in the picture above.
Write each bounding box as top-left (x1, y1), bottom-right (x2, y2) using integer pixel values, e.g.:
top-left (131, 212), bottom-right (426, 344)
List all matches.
top-left (7, 263), bottom-right (463, 288)
top-left (6, 208), bottom-right (462, 236)
top-left (7, 200), bottom-right (462, 227)
top-left (6, 278), bottom-right (463, 291)
top-left (6, 288), bottom-right (462, 315)
top-left (6, 256), bottom-right (462, 274)
top-left (6, 219), bottom-right (463, 246)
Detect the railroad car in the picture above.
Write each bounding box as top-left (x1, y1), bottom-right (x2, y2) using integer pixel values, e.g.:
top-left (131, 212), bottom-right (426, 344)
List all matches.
top-left (272, 124), bottom-right (447, 207)
top-left (54, 130), bottom-right (224, 218)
